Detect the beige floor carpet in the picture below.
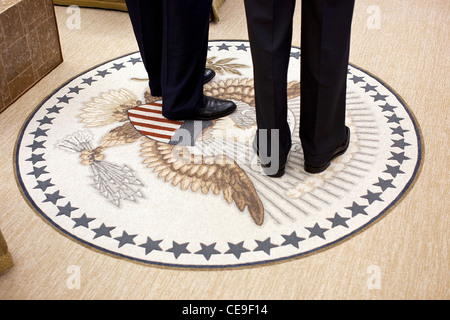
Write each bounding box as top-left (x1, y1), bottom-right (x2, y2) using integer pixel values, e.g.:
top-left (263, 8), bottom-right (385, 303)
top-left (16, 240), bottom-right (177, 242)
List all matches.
top-left (0, 0), bottom-right (448, 299)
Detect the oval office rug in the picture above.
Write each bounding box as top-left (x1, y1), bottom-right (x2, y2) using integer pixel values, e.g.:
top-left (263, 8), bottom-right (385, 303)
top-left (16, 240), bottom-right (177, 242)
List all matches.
top-left (14, 40), bottom-right (422, 269)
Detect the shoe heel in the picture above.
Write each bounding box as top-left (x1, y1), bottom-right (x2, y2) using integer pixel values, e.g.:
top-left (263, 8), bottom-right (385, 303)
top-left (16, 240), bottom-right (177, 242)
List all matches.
top-left (262, 165), bottom-right (285, 178)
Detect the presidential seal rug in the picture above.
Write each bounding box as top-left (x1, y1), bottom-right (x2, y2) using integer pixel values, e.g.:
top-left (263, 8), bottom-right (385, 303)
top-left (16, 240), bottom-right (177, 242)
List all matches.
top-left (15, 40), bottom-right (422, 269)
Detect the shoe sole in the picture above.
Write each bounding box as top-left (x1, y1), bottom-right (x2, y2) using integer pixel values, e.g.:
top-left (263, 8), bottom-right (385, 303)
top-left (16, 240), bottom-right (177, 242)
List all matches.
top-left (262, 166), bottom-right (286, 178)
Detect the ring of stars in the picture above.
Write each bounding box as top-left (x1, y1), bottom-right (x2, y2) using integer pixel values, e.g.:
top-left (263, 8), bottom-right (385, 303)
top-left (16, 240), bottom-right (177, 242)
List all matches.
top-left (15, 41), bottom-right (422, 268)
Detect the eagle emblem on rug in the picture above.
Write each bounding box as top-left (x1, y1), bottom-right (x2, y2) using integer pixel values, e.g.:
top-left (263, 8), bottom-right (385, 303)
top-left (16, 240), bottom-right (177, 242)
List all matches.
top-left (16, 43), bottom-right (422, 268)
top-left (64, 76), bottom-right (300, 226)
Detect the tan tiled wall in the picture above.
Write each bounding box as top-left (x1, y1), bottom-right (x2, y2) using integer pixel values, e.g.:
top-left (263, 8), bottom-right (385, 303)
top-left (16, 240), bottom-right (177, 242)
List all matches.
top-left (0, 0), bottom-right (63, 113)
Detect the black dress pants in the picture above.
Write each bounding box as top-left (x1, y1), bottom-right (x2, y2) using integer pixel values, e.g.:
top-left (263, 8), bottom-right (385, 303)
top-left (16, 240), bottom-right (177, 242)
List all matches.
top-left (125, 0), bottom-right (212, 120)
top-left (244, 0), bottom-right (355, 166)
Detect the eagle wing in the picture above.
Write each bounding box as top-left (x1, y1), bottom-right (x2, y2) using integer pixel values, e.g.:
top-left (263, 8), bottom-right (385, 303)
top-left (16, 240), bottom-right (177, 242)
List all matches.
top-left (140, 137), bottom-right (265, 226)
top-left (100, 122), bottom-right (143, 148)
top-left (79, 89), bottom-right (140, 127)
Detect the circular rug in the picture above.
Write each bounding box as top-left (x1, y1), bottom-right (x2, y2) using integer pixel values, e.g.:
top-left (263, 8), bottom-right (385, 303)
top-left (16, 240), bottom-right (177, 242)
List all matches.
top-left (15, 40), bottom-right (422, 269)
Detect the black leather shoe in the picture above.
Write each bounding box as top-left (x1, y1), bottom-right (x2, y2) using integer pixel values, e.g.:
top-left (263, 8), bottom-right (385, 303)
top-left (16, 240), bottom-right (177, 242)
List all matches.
top-left (252, 140), bottom-right (287, 178)
top-left (203, 68), bottom-right (216, 84)
top-left (191, 95), bottom-right (236, 121)
top-left (304, 127), bottom-right (351, 174)
top-left (261, 162), bottom-right (286, 178)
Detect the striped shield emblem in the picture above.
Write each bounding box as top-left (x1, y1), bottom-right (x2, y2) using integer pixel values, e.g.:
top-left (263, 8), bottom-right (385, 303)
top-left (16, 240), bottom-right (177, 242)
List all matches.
top-left (128, 102), bottom-right (184, 144)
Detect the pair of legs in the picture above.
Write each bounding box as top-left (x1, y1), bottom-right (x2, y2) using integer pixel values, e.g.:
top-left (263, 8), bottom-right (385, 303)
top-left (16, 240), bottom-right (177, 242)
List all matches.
top-left (125, 0), bottom-right (212, 120)
top-left (244, 0), bottom-right (355, 173)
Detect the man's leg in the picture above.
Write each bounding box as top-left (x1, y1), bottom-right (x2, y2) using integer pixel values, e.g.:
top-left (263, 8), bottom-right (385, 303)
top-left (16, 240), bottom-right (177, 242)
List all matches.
top-left (161, 0), bottom-right (213, 120)
top-left (300, 0), bottom-right (355, 167)
top-left (244, 0), bottom-right (296, 172)
top-left (125, 0), bottom-right (163, 97)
